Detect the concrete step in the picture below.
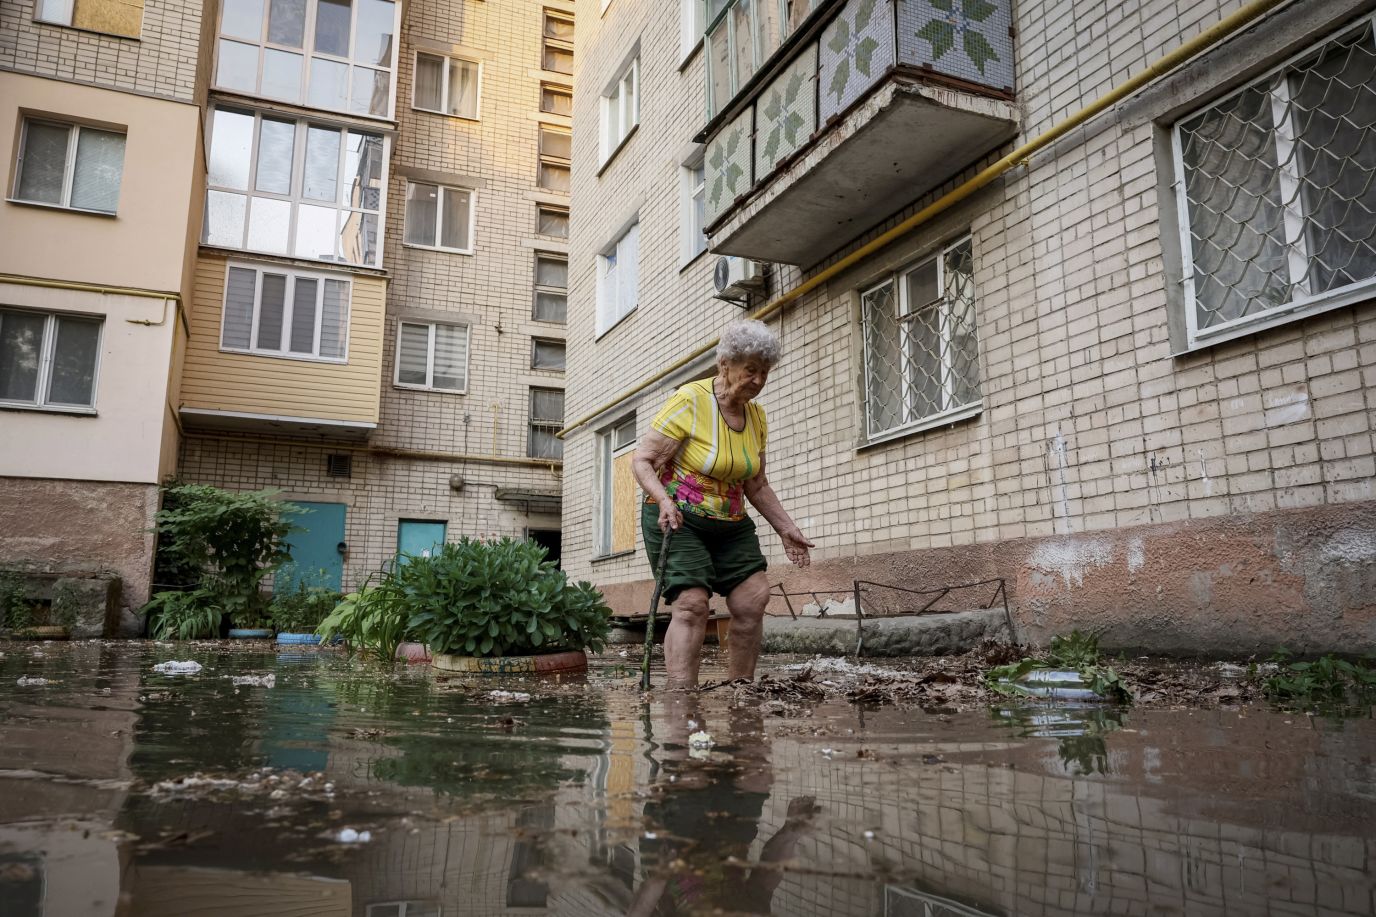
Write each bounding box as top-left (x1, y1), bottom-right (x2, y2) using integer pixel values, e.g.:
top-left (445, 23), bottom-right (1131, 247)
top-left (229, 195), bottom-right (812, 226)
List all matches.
top-left (761, 608), bottom-right (1011, 657)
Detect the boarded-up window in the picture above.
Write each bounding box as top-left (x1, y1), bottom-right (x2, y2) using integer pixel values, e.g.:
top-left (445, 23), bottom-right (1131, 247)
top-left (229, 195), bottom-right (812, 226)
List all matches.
top-left (598, 416), bottom-right (638, 555)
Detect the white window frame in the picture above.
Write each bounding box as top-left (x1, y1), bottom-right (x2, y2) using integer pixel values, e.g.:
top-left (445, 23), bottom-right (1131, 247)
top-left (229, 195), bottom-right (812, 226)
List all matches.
top-left (527, 387), bottom-right (565, 459)
top-left (533, 252), bottom-right (568, 323)
top-left (33, 0), bottom-right (75, 27)
top-left (203, 106), bottom-right (389, 268)
top-left (213, 0), bottom-right (402, 120)
top-left (680, 158), bottom-right (707, 265)
top-left (219, 262), bottom-right (352, 363)
top-left (599, 56), bottom-right (639, 166)
top-left (11, 119), bottom-right (126, 216)
top-left (541, 10), bottom-right (575, 75)
top-left (1170, 16), bottom-right (1376, 351)
top-left (859, 235), bottom-right (981, 445)
top-left (530, 337), bottom-right (566, 371)
top-left (0, 308), bottom-right (103, 413)
top-left (393, 320), bottom-right (470, 393)
top-left (595, 415), bottom-right (637, 556)
top-left (411, 51), bottom-right (482, 120)
top-left (595, 222), bottom-right (638, 337)
top-left (402, 181), bottom-right (476, 254)
top-left (680, 0), bottom-right (705, 66)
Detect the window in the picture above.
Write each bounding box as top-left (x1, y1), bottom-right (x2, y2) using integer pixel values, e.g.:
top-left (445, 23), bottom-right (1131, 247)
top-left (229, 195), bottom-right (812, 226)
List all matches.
top-left (680, 0), bottom-right (705, 64)
top-left (600, 57), bottom-right (639, 163)
top-left (540, 83), bottom-right (573, 116)
top-left (860, 236), bottom-right (980, 441)
top-left (597, 415), bottom-right (637, 555)
top-left (681, 161), bottom-right (707, 263)
top-left (528, 387), bottom-right (564, 459)
top-left (215, 0), bottom-right (398, 118)
top-left (1173, 19), bottom-right (1376, 348)
top-left (538, 125), bottom-right (571, 192)
top-left (404, 182), bottom-right (474, 252)
top-left (595, 222), bottom-right (638, 336)
top-left (531, 337), bottom-right (565, 370)
top-left (395, 321), bottom-right (469, 392)
top-left (13, 119), bottom-right (126, 215)
top-left (204, 107), bottom-right (385, 267)
top-left (0, 309), bottom-right (101, 410)
top-left (542, 10), bottom-right (574, 74)
top-left (537, 204), bottom-right (569, 238)
top-left (413, 52), bottom-right (480, 118)
top-left (34, 0), bottom-right (142, 37)
top-left (705, 0), bottom-right (806, 116)
top-left (221, 263), bottom-right (351, 361)
top-left (533, 253), bottom-right (568, 322)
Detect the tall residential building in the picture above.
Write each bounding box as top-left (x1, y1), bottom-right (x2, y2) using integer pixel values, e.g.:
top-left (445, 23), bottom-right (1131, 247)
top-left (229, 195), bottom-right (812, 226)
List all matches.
top-left (564, 0), bottom-right (1376, 654)
top-left (176, 0), bottom-right (576, 589)
top-left (0, 0), bottom-right (206, 632)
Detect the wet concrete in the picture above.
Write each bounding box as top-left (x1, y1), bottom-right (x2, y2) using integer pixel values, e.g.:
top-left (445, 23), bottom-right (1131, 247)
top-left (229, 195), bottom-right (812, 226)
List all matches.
top-left (1, 640), bottom-right (1374, 916)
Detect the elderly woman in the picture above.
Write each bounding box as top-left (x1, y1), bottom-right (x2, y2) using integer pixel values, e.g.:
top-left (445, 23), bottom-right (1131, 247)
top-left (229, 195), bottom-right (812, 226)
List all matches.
top-left (632, 319), bottom-right (814, 688)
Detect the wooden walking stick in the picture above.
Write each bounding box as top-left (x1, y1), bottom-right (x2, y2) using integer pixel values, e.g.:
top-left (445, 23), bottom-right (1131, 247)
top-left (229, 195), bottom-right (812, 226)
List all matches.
top-left (640, 527), bottom-right (674, 691)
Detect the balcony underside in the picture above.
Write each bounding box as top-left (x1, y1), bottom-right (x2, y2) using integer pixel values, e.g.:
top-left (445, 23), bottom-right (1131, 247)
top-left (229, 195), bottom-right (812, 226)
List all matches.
top-left (180, 407), bottom-right (377, 442)
top-left (709, 79), bottom-right (1018, 268)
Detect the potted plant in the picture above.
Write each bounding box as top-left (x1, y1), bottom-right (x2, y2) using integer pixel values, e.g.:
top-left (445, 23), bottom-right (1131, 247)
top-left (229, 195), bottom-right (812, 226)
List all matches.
top-left (270, 581), bottom-right (343, 645)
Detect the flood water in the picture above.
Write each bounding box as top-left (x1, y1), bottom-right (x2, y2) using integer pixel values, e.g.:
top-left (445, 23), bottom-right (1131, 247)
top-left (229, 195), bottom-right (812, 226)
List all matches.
top-left (1, 641), bottom-right (1373, 917)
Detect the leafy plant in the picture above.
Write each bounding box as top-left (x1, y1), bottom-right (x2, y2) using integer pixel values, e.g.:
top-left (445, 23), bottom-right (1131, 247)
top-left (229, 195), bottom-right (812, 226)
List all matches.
top-left (270, 580), bottom-right (343, 633)
top-left (144, 589), bottom-right (224, 640)
top-left (142, 482), bottom-right (298, 636)
top-left (1263, 654), bottom-right (1376, 712)
top-left (50, 581), bottom-right (83, 631)
top-left (1047, 630), bottom-right (1103, 669)
top-left (403, 538), bottom-right (611, 658)
top-left (987, 630), bottom-right (1132, 703)
top-left (0, 574), bottom-right (35, 631)
top-left (316, 586), bottom-right (413, 666)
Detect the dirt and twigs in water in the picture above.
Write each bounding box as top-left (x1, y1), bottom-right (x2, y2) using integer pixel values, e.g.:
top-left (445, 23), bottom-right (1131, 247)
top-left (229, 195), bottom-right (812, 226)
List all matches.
top-left (715, 642), bottom-right (1281, 713)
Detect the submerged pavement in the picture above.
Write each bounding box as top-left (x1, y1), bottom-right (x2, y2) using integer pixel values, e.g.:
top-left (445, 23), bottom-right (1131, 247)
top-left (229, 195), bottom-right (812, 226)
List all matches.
top-left (0, 641), bottom-right (1373, 916)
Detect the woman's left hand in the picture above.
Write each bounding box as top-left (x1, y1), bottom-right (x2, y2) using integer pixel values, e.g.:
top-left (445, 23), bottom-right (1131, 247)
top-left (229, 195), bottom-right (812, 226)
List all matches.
top-left (780, 526), bottom-right (814, 567)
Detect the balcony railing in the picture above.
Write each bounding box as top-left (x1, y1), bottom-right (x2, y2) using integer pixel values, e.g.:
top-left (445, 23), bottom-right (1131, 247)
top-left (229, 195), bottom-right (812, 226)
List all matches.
top-left (703, 0), bottom-right (1017, 266)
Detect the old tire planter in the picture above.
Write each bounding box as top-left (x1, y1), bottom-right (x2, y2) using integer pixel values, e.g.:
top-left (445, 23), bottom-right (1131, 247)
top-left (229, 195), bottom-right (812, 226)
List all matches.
top-left (395, 641), bottom-right (432, 664)
top-left (229, 628), bottom-right (273, 640)
top-left (9, 626), bottom-right (69, 641)
top-left (431, 650), bottom-right (587, 676)
top-left (277, 632), bottom-right (334, 646)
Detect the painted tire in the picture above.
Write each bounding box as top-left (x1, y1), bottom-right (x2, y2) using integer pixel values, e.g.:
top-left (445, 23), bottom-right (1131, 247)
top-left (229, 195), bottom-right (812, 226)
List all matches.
top-left (276, 632), bottom-right (323, 645)
top-left (10, 626), bottom-right (69, 640)
top-left (395, 642), bottom-right (432, 664)
top-left (228, 628), bottom-right (274, 639)
top-left (431, 650), bottom-right (588, 676)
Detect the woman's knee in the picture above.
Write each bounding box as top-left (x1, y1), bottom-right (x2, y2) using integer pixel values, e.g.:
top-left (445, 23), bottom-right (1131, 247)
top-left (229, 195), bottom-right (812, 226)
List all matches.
top-left (727, 575), bottom-right (770, 619)
top-left (672, 588), bottom-right (711, 623)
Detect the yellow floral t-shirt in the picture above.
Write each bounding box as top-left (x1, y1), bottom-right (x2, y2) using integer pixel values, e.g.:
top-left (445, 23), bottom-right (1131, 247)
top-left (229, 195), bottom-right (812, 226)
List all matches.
top-left (648, 379), bottom-right (767, 521)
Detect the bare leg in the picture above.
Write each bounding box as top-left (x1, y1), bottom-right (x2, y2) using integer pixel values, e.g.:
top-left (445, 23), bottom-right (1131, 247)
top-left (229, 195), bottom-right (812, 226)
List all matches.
top-left (626, 876), bottom-right (668, 917)
top-left (725, 572), bottom-right (771, 681)
top-left (663, 587), bottom-right (711, 689)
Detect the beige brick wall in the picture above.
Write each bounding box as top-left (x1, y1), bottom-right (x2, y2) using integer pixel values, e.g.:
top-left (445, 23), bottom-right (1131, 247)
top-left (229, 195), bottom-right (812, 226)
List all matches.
top-left (562, 0), bottom-right (1376, 616)
top-left (0, 0), bottom-right (206, 102)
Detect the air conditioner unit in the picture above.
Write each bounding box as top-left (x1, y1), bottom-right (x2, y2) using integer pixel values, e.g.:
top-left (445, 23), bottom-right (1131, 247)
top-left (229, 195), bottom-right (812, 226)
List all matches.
top-left (713, 256), bottom-right (764, 299)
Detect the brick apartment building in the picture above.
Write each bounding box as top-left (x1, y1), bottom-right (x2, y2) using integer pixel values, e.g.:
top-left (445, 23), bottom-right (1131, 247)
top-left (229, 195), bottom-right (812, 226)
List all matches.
top-left (562, 0), bottom-right (1376, 654)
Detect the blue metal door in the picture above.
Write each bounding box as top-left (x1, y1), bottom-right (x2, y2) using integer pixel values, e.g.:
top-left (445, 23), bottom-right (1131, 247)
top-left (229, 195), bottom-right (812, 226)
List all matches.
top-left (279, 501), bottom-right (347, 592)
top-left (398, 520), bottom-right (447, 563)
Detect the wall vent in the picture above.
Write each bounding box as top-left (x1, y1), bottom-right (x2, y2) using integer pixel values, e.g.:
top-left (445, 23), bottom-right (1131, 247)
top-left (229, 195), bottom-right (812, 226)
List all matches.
top-left (326, 454), bottom-right (353, 478)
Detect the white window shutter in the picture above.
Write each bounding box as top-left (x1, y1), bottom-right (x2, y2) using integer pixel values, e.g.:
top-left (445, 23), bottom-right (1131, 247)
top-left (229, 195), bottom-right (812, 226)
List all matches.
top-left (397, 322), bottom-right (430, 385)
top-left (432, 324), bottom-right (468, 390)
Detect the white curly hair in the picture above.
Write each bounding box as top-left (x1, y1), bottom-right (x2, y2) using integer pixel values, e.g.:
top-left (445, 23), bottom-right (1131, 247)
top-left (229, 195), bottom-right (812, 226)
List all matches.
top-left (717, 319), bottom-right (782, 366)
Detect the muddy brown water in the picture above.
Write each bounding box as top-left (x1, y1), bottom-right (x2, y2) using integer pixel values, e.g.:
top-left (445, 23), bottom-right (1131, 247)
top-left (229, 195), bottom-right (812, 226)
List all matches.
top-left (0, 642), bottom-right (1373, 917)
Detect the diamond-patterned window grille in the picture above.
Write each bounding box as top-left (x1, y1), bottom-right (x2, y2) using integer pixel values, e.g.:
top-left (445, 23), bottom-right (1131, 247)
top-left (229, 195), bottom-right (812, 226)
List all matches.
top-left (1173, 18), bottom-right (1376, 346)
top-left (861, 236), bottom-right (980, 440)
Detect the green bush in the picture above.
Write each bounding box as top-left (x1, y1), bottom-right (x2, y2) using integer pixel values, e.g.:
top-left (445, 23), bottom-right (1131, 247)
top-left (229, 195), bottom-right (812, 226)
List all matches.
top-left (269, 582), bottom-right (343, 633)
top-left (143, 482), bottom-right (298, 638)
top-left (0, 574), bottom-right (34, 631)
top-left (1264, 652), bottom-right (1376, 712)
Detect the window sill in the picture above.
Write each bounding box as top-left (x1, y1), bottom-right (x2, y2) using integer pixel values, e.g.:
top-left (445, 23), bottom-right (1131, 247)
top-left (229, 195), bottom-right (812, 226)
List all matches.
top-left (591, 549), bottom-right (636, 564)
top-left (411, 106), bottom-right (481, 123)
top-left (33, 17), bottom-right (140, 40)
top-left (858, 402), bottom-right (982, 451)
top-left (394, 382), bottom-right (468, 395)
top-left (0, 401), bottom-right (97, 416)
top-left (678, 39), bottom-right (703, 73)
top-left (593, 305), bottom-right (637, 341)
top-left (220, 347), bottom-right (349, 366)
top-left (402, 242), bottom-right (475, 256)
top-left (679, 247), bottom-right (709, 273)
top-left (595, 124), bottom-right (640, 178)
top-left (199, 244), bottom-right (390, 277)
top-left (1178, 282), bottom-right (1376, 356)
top-left (7, 198), bottom-right (117, 218)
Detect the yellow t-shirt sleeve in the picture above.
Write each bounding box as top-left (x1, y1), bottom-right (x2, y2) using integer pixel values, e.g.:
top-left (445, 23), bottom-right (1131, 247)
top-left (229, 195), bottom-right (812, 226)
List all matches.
top-left (651, 387), bottom-right (696, 442)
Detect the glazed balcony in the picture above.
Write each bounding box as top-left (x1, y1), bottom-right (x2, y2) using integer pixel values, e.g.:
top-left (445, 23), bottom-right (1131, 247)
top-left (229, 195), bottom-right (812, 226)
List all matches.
top-left (701, 0), bottom-right (1018, 267)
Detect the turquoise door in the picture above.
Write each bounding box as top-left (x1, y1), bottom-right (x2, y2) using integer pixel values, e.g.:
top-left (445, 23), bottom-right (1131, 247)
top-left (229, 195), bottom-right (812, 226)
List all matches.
top-left (279, 502), bottom-right (347, 592)
top-left (398, 520), bottom-right (447, 563)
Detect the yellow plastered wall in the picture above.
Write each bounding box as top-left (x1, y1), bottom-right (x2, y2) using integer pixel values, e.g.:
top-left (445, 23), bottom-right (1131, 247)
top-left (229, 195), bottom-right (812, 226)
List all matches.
top-left (179, 255), bottom-right (385, 424)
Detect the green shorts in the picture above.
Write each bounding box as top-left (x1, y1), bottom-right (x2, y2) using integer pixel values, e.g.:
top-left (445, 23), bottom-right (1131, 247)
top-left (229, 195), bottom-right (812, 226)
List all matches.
top-left (641, 502), bottom-right (768, 604)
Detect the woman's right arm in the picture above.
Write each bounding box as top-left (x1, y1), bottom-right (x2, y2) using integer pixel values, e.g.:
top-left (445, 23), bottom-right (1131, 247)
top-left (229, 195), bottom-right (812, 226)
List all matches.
top-left (632, 430), bottom-right (684, 533)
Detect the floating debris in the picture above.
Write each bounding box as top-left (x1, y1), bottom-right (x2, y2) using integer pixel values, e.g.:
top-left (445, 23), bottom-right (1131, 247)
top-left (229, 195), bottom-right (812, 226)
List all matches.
top-left (152, 661), bottom-right (203, 675)
top-left (15, 676), bottom-right (49, 686)
top-left (229, 674), bottom-right (276, 688)
top-left (487, 690), bottom-right (531, 703)
top-left (336, 827), bottom-right (371, 843)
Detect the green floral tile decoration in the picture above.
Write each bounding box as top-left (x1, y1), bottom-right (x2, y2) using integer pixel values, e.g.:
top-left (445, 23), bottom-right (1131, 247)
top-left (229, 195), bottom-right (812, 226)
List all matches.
top-left (705, 106), bottom-right (754, 225)
top-left (756, 44), bottom-right (818, 178)
top-left (819, 0), bottom-right (896, 123)
top-left (898, 0), bottom-right (1014, 92)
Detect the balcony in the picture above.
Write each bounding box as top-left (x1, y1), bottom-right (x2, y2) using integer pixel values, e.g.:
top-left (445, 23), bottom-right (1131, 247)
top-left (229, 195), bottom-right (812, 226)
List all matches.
top-left (702, 0), bottom-right (1018, 267)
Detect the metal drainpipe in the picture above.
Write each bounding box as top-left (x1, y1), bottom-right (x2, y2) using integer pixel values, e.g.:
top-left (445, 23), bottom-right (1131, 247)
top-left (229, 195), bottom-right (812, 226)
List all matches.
top-left (557, 0), bottom-right (1289, 439)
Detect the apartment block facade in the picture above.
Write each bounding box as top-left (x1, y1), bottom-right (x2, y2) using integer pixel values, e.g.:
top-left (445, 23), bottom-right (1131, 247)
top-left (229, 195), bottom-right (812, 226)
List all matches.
top-left (0, 0), bottom-right (207, 632)
top-left (172, 0), bottom-right (576, 590)
top-left (564, 0), bottom-right (1376, 654)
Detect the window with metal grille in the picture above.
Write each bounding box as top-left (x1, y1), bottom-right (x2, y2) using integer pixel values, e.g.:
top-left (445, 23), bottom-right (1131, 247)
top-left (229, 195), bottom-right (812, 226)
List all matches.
top-left (395, 320), bottom-right (468, 392)
top-left (860, 236), bottom-right (980, 442)
top-left (1173, 18), bottom-right (1376, 348)
top-left (531, 338), bottom-right (565, 371)
top-left (541, 10), bottom-right (574, 75)
top-left (528, 387), bottom-right (564, 459)
top-left (533, 253), bottom-right (568, 322)
top-left (325, 453), bottom-right (352, 477)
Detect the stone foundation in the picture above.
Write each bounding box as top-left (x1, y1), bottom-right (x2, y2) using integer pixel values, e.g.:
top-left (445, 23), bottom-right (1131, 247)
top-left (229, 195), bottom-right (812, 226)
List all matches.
top-left (597, 500), bottom-right (1376, 657)
top-left (0, 477), bottom-right (159, 636)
